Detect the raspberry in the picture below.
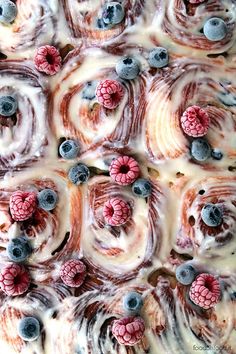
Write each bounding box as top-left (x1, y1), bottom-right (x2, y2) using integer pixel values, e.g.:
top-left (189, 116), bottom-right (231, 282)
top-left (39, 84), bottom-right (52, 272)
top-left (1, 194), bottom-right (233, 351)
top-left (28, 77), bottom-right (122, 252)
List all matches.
top-left (103, 197), bottom-right (131, 226)
top-left (109, 156), bottom-right (140, 186)
top-left (0, 263), bottom-right (30, 296)
top-left (180, 106), bottom-right (209, 137)
top-left (189, 273), bottom-right (221, 309)
top-left (10, 191), bottom-right (37, 222)
top-left (112, 316), bottom-right (145, 346)
top-left (96, 79), bottom-right (124, 109)
top-left (60, 259), bottom-right (86, 288)
top-left (34, 45), bottom-right (62, 76)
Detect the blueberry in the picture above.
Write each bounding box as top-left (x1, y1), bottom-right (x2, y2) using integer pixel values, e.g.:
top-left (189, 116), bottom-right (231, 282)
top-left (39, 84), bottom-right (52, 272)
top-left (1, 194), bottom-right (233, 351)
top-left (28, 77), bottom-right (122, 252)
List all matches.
top-left (230, 292), bottom-right (236, 301)
top-left (68, 163), bottom-right (90, 185)
top-left (211, 149), bottom-right (223, 160)
top-left (190, 138), bottom-right (211, 162)
top-left (59, 140), bottom-right (79, 159)
top-left (81, 81), bottom-right (97, 100)
top-left (218, 92), bottom-right (236, 107)
top-left (0, 0), bottom-right (17, 24)
top-left (102, 2), bottom-right (124, 26)
top-left (132, 178), bottom-right (152, 198)
top-left (18, 317), bottom-right (40, 342)
top-left (176, 264), bottom-right (196, 285)
top-left (203, 17), bottom-right (227, 42)
top-left (201, 203), bottom-right (223, 227)
top-left (123, 292), bottom-right (143, 313)
top-left (116, 57), bottom-right (140, 80)
top-left (97, 18), bottom-right (112, 30)
top-left (37, 189), bottom-right (58, 211)
top-left (0, 95), bottom-right (17, 116)
top-left (7, 236), bottom-right (32, 263)
top-left (148, 47), bottom-right (169, 68)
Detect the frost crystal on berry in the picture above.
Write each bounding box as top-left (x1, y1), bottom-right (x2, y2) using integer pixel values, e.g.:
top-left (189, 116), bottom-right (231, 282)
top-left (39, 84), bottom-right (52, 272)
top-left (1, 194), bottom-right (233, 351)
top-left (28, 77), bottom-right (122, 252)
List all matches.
top-left (180, 105), bottom-right (209, 137)
top-left (96, 79), bottom-right (124, 109)
top-left (103, 197), bottom-right (131, 226)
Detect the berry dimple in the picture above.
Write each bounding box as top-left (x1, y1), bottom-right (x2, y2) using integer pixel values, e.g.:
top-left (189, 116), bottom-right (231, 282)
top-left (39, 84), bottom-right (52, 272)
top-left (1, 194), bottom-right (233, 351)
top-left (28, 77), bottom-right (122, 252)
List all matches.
top-left (96, 79), bottom-right (124, 109)
top-left (103, 197), bottom-right (131, 226)
top-left (0, 263), bottom-right (30, 296)
top-left (112, 316), bottom-right (145, 346)
top-left (109, 155), bottom-right (140, 186)
top-left (181, 106), bottom-right (209, 137)
top-left (34, 45), bottom-right (62, 76)
top-left (189, 273), bottom-right (221, 309)
top-left (60, 259), bottom-right (87, 288)
top-left (10, 191), bottom-right (37, 222)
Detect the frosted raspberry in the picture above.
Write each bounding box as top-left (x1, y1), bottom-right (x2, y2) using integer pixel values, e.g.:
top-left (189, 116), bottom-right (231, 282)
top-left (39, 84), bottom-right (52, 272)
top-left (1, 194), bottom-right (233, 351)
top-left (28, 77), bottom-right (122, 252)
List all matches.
top-left (34, 45), bottom-right (62, 76)
top-left (103, 197), bottom-right (131, 226)
top-left (0, 263), bottom-right (30, 296)
top-left (112, 316), bottom-right (145, 346)
top-left (180, 106), bottom-right (209, 137)
top-left (10, 191), bottom-right (37, 222)
top-left (189, 273), bottom-right (221, 309)
top-left (60, 259), bottom-right (86, 288)
top-left (96, 80), bottom-right (124, 109)
top-left (109, 156), bottom-right (140, 186)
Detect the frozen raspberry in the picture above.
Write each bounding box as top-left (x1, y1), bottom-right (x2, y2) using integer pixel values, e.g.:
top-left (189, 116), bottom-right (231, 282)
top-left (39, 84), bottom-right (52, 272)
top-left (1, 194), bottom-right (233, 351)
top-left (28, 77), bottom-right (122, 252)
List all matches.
top-left (60, 259), bottom-right (86, 288)
top-left (189, 273), bottom-right (221, 309)
top-left (109, 156), bottom-right (140, 186)
top-left (34, 45), bottom-right (62, 76)
top-left (112, 316), bottom-right (145, 346)
top-left (0, 263), bottom-right (30, 296)
top-left (10, 191), bottom-right (37, 222)
top-left (103, 197), bottom-right (131, 226)
top-left (96, 79), bottom-right (124, 109)
top-left (180, 106), bottom-right (210, 137)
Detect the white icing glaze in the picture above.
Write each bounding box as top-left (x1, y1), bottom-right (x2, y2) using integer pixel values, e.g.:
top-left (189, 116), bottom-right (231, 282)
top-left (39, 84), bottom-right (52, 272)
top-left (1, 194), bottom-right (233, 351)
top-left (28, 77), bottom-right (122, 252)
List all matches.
top-left (0, 1), bottom-right (235, 353)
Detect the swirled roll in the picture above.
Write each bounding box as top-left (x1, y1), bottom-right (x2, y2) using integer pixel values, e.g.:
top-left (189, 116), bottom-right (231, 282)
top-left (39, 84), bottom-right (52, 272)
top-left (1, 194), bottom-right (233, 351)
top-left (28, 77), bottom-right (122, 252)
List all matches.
top-left (0, 61), bottom-right (50, 174)
top-left (0, 284), bottom-right (72, 353)
top-left (0, 167), bottom-right (82, 284)
top-left (51, 48), bottom-right (147, 152)
top-left (146, 0), bottom-right (236, 56)
top-left (80, 173), bottom-right (166, 281)
top-left (176, 176), bottom-right (236, 269)
top-left (44, 282), bottom-right (167, 354)
top-left (0, 1), bottom-right (58, 58)
top-left (145, 57), bottom-right (236, 164)
top-left (61, 0), bottom-right (145, 47)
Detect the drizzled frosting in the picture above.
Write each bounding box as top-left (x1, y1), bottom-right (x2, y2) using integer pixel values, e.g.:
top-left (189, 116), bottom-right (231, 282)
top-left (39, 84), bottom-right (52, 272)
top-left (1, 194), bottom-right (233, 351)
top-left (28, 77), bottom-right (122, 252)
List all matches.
top-left (0, 61), bottom-right (50, 173)
top-left (0, 1), bottom-right (236, 353)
